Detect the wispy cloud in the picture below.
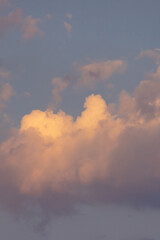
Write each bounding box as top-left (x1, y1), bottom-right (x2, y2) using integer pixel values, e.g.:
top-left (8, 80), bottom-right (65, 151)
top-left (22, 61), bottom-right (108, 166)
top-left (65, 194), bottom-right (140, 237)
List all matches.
top-left (0, 2), bottom-right (50, 40)
top-left (137, 48), bottom-right (160, 65)
top-left (0, 68), bottom-right (13, 111)
top-left (46, 13), bottom-right (52, 20)
top-left (0, 8), bottom-right (22, 37)
top-left (66, 13), bottom-right (72, 19)
top-left (64, 21), bottom-right (72, 35)
top-left (21, 16), bottom-right (44, 41)
top-left (51, 77), bottom-right (69, 109)
top-left (77, 60), bottom-right (126, 88)
top-left (0, 0), bottom-right (10, 8)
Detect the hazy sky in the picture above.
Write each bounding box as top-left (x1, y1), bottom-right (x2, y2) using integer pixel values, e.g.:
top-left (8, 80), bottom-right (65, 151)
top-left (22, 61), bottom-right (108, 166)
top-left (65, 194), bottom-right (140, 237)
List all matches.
top-left (0, 1), bottom-right (160, 240)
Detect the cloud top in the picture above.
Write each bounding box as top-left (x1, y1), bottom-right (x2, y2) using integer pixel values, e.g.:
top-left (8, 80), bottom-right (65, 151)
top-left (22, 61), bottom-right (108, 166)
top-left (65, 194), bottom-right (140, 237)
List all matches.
top-left (0, 52), bottom-right (160, 223)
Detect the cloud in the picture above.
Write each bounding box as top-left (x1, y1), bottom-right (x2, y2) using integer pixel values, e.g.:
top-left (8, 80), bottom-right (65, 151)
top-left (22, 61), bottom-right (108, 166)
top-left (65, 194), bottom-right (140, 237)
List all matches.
top-left (0, 94), bottom-right (120, 218)
top-left (0, 6), bottom-right (49, 40)
top-left (51, 77), bottom-right (69, 109)
top-left (64, 21), bottom-right (72, 35)
top-left (138, 48), bottom-right (160, 65)
top-left (0, 8), bottom-right (22, 37)
top-left (51, 59), bottom-right (126, 91)
top-left (77, 60), bottom-right (126, 88)
top-left (0, 68), bottom-right (10, 79)
top-left (0, 0), bottom-right (10, 8)
top-left (46, 13), bottom-right (52, 20)
top-left (1, 64), bottom-right (160, 222)
top-left (21, 16), bottom-right (44, 40)
top-left (0, 68), bottom-right (13, 111)
top-left (66, 13), bottom-right (72, 19)
top-left (24, 91), bottom-right (31, 97)
top-left (119, 66), bottom-right (160, 120)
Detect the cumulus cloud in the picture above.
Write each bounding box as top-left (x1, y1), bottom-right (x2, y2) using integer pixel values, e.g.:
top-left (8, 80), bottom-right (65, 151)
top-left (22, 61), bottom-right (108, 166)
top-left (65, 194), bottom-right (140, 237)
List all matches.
top-left (21, 16), bottom-right (44, 40)
top-left (77, 60), bottom-right (126, 88)
top-left (0, 8), bottom-right (22, 37)
top-left (0, 94), bottom-right (121, 218)
top-left (64, 21), bottom-right (72, 35)
top-left (119, 66), bottom-right (160, 120)
top-left (1, 63), bottom-right (160, 222)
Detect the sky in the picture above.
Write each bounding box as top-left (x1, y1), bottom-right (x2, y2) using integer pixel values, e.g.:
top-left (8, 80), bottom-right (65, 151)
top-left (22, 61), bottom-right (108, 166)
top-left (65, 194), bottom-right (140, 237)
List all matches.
top-left (0, 0), bottom-right (160, 239)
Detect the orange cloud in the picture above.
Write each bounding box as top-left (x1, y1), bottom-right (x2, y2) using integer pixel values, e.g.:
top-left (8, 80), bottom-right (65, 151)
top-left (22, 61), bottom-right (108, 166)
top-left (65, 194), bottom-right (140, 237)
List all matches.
top-left (0, 94), bottom-right (122, 215)
top-left (1, 64), bottom-right (160, 221)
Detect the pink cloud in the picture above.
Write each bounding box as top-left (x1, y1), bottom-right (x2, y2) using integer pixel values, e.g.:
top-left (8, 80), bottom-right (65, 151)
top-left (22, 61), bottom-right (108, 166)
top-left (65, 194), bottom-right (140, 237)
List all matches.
top-left (1, 60), bottom-right (160, 223)
top-left (77, 60), bottom-right (126, 87)
top-left (138, 48), bottom-right (160, 65)
top-left (0, 0), bottom-right (10, 8)
top-left (66, 13), bottom-right (72, 19)
top-left (50, 77), bottom-right (69, 109)
top-left (0, 68), bottom-right (13, 110)
top-left (119, 66), bottom-right (160, 120)
top-left (21, 16), bottom-right (44, 41)
top-left (0, 8), bottom-right (22, 37)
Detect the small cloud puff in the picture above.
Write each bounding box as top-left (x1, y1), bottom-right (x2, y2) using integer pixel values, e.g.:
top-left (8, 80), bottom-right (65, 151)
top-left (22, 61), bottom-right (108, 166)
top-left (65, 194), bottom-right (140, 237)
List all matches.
top-left (64, 21), bottom-right (72, 35)
top-left (66, 13), bottom-right (72, 19)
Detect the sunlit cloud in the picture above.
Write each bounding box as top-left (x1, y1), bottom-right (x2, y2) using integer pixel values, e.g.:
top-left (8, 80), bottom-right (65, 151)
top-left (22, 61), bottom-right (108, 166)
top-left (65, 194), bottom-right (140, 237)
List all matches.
top-left (1, 63), bottom-right (160, 221)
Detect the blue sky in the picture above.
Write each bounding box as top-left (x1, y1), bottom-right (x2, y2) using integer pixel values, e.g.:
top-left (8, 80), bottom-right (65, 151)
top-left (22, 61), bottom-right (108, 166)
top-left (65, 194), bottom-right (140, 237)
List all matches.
top-left (1, 1), bottom-right (160, 240)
